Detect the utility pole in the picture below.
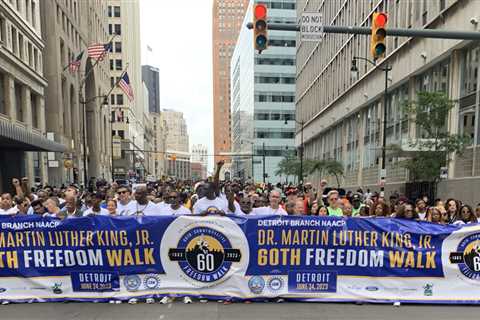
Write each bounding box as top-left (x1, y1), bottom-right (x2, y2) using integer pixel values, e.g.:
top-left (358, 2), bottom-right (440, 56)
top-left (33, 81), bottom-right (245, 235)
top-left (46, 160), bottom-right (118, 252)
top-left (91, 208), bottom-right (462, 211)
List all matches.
top-left (262, 142), bottom-right (266, 184)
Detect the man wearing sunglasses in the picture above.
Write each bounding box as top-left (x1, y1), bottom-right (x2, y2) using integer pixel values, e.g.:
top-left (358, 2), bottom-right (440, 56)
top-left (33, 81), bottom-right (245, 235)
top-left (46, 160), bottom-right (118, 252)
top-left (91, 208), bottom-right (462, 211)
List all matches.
top-left (116, 186), bottom-right (136, 216)
top-left (162, 191), bottom-right (191, 216)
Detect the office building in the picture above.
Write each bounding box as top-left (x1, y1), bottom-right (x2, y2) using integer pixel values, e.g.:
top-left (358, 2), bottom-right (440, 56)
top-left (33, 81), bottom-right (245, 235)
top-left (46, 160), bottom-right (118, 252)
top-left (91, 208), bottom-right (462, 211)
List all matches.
top-left (0, 0), bottom-right (65, 192)
top-left (192, 144), bottom-right (208, 179)
top-left (107, 0), bottom-right (145, 181)
top-left (142, 65), bottom-right (160, 113)
top-left (150, 112), bottom-right (166, 178)
top-left (162, 109), bottom-right (189, 153)
top-left (41, 0), bottom-right (112, 186)
top-left (212, 0), bottom-right (249, 164)
top-left (231, 0), bottom-right (296, 183)
top-left (296, 0), bottom-right (480, 204)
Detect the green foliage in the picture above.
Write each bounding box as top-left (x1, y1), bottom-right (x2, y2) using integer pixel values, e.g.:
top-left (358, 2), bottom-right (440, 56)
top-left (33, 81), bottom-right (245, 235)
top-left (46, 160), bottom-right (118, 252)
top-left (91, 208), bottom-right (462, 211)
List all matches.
top-left (399, 92), bottom-right (470, 182)
top-left (275, 154), bottom-right (316, 182)
top-left (309, 159), bottom-right (344, 187)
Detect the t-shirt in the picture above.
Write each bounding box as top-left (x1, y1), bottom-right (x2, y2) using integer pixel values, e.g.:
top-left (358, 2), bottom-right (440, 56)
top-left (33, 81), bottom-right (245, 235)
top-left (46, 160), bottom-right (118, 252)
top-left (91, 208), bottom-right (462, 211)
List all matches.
top-left (351, 204), bottom-right (365, 217)
top-left (193, 197), bottom-right (228, 215)
top-left (418, 212), bottom-right (427, 221)
top-left (162, 205), bottom-right (191, 216)
top-left (127, 201), bottom-right (166, 216)
top-left (327, 207), bottom-right (343, 217)
top-left (116, 200), bottom-right (138, 216)
top-left (83, 208), bottom-right (110, 216)
top-left (226, 202), bottom-right (248, 216)
top-left (251, 206), bottom-right (288, 216)
top-left (0, 207), bottom-right (19, 215)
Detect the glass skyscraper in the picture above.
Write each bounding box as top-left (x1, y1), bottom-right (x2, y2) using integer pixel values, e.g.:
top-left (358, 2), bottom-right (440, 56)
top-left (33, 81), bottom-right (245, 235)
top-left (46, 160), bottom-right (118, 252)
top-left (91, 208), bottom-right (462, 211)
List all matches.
top-left (231, 0), bottom-right (296, 183)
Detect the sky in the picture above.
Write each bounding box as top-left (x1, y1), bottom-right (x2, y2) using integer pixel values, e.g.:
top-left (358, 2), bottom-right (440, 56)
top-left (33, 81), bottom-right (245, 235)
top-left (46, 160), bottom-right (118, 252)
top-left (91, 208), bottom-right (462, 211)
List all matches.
top-left (140, 0), bottom-right (214, 172)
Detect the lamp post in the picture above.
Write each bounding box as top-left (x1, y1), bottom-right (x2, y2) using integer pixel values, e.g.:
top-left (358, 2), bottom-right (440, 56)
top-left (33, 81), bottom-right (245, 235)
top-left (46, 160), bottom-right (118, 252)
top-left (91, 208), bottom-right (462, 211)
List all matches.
top-left (351, 56), bottom-right (392, 194)
top-left (285, 118), bottom-right (305, 184)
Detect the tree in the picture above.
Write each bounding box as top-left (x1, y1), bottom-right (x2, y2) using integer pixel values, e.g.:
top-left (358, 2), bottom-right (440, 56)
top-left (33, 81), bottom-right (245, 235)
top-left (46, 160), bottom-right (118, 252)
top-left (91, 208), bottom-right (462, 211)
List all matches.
top-left (310, 159), bottom-right (344, 187)
top-left (275, 154), bottom-right (316, 183)
top-left (397, 92), bottom-right (470, 183)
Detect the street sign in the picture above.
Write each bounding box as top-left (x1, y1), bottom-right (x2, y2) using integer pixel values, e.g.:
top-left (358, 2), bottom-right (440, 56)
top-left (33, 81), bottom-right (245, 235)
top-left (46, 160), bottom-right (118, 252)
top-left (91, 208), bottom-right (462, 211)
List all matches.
top-left (300, 12), bottom-right (323, 42)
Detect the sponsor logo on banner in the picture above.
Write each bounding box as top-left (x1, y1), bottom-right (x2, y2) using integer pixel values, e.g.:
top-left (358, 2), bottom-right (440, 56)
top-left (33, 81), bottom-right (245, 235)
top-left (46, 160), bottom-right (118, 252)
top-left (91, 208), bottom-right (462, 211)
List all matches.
top-left (161, 216), bottom-right (249, 288)
top-left (248, 276), bottom-right (265, 294)
top-left (449, 233), bottom-right (480, 280)
top-left (365, 286), bottom-right (379, 292)
top-left (51, 282), bottom-right (63, 294)
top-left (288, 271), bottom-right (337, 293)
top-left (423, 283), bottom-right (433, 296)
top-left (124, 275), bottom-right (141, 292)
top-left (143, 274), bottom-right (161, 290)
top-left (267, 277), bottom-right (284, 292)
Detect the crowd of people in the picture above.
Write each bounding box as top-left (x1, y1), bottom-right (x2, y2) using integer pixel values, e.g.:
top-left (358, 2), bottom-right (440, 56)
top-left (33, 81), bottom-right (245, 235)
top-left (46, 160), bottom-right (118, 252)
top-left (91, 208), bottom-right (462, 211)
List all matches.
top-left (1, 161), bottom-right (479, 226)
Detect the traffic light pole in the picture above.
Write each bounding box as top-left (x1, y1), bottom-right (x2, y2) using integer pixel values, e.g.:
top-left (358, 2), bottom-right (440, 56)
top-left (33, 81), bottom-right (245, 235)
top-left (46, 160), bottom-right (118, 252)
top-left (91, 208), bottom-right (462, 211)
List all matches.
top-left (247, 23), bottom-right (480, 40)
top-left (262, 142), bottom-right (266, 184)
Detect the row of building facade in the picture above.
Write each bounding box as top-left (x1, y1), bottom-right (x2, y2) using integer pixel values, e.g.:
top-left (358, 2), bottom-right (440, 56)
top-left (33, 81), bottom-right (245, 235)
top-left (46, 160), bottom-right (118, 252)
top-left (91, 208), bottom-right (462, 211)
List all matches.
top-left (0, 0), bottom-right (170, 192)
top-left (214, 0), bottom-right (479, 204)
top-left (295, 0), bottom-right (480, 204)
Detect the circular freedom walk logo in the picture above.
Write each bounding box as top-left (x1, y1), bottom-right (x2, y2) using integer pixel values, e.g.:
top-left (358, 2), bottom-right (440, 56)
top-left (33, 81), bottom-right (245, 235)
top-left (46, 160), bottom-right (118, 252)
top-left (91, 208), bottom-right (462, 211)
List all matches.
top-left (168, 227), bottom-right (242, 283)
top-left (449, 233), bottom-right (480, 280)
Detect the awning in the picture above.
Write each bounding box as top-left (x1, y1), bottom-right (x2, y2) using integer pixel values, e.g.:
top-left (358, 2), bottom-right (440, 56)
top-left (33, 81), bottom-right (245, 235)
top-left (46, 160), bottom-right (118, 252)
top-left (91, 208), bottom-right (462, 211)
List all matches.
top-left (0, 119), bottom-right (66, 152)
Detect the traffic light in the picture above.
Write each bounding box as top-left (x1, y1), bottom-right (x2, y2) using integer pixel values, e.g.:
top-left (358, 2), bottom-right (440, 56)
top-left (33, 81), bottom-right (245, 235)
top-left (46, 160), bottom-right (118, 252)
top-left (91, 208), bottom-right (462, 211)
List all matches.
top-left (253, 3), bottom-right (268, 53)
top-left (371, 12), bottom-right (387, 60)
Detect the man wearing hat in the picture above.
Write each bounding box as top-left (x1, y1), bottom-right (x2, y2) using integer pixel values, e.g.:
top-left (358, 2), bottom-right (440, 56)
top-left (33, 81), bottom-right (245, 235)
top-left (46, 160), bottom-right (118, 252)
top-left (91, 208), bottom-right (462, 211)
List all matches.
top-left (351, 193), bottom-right (365, 217)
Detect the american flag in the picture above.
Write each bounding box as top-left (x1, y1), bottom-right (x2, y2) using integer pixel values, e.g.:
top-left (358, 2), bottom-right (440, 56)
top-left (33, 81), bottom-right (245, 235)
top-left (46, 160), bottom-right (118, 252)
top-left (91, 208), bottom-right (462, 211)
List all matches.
top-left (118, 72), bottom-right (134, 101)
top-left (66, 51), bottom-right (83, 73)
top-left (87, 42), bottom-right (111, 60)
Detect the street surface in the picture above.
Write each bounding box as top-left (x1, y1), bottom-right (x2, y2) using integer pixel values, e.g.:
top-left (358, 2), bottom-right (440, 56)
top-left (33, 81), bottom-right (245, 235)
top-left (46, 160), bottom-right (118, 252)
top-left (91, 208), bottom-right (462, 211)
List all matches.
top-left (0, 302), bottom-right (478, 320)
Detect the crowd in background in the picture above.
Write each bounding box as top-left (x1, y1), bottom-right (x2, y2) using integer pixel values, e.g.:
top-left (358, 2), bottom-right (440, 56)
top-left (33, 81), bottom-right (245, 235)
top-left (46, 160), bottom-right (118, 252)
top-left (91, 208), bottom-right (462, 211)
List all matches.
top-left (1, 161), bottom-right (479, 226)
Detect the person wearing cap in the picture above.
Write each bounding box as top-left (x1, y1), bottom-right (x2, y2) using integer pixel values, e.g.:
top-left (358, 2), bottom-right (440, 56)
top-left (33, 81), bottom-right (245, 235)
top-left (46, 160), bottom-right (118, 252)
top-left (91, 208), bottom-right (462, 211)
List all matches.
top-left (326, 190), bottom-right (343, 216)
top-left (351, 194), bottom-right (365, 216)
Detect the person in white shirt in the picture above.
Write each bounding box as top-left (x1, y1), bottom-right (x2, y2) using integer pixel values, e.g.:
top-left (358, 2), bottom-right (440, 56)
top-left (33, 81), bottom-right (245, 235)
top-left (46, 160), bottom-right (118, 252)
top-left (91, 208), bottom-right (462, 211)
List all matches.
top-left (131, 186), bottom-right (165, 216)
top-left (227, 196), bottom-right (253, 216)
top-left (83, 194), bottom-right (109, 216)
top-left (44, 197), bottom-right (65, 218)
top-left (163, 191), bottom-right (191, 216)
top-left (193, 182), bottom-right (229, 215)
top-left (251, 190), bottom-right (287, 216)
top-left (0, 193), bottom-right (17, 215)
top-left (115, 186), bottom-right (137, 216)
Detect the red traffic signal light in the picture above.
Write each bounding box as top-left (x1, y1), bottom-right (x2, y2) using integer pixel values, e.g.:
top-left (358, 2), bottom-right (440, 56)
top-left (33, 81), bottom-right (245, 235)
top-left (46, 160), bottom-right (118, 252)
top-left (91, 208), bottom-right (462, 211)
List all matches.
top-left (371, 12), bottom-right (388, 60)
top-left (253, 4), bottom-right (268, 53)
top-left (254, 4), bottom-right (267, 19)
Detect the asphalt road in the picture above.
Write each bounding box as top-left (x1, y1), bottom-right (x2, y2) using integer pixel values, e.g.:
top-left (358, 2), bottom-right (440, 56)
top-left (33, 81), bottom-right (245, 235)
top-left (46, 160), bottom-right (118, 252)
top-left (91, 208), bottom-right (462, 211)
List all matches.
top-left (0, 302), bottom-right (479, 320)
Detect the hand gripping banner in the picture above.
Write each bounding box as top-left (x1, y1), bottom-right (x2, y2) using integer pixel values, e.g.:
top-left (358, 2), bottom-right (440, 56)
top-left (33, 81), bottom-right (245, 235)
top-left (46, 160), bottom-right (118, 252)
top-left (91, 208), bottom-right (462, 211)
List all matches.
top-left (0, 215), bottom-right (480, 304)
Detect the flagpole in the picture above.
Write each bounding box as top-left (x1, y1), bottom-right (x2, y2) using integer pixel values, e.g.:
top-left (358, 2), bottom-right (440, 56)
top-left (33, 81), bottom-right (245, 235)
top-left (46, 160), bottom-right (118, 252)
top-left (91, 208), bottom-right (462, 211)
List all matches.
top-left (79, 34), bottom-right (117, 187)
top-left (109, 63), bottom-right (129, 181)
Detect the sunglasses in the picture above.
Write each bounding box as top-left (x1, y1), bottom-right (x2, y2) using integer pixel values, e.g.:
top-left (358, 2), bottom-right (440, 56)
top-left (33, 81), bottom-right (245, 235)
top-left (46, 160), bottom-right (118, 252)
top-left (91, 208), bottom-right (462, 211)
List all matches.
top-left (117, 190), bottom-right (128, 194)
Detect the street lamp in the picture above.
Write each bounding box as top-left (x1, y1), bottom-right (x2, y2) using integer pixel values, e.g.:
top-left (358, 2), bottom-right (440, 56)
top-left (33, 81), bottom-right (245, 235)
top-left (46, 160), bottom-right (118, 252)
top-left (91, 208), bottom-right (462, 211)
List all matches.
top-left (285, 117), bottom-right (305, 184)
top-left (351, 56), bottom-right (392, 194)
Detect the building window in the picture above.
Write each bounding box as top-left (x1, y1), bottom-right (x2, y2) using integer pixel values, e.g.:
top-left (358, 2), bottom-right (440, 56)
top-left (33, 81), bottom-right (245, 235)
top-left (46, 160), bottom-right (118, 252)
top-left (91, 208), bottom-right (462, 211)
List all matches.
top-left (108, 23), bottom-right (113, 35)
top-left (0, 17), bottom-right (5, 43)
top-left (461, 46), bottom-right (480, 97)
top-left (116, 94), bottom-right (124, 105)
top-left (107, 6), bottom-right (112, 17)
top-left (110, 59), bottom-right (114, 70)
top-left (11, 27), bottom-right (18, 54)
top-left (31, 0), bottom-right (36, 28)
top-left (114, 24), bottom-right (121, 35)
top-left (115, 59), bottom-right (122, 70)
top-left (113, 6), bottom-right (121, 17)
top-left (0, 73), bottom-right (5, 115)
top-left (110, 76), bottom-right (115, 87)
top-left (110, 94), bottom-right (115, 105)
top-left (115, 41), bottom-right (122, 53)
